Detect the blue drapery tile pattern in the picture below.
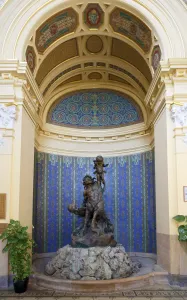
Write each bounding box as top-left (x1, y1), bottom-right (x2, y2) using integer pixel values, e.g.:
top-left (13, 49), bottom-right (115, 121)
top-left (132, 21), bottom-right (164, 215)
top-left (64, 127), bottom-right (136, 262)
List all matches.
top-left (47, 90), bottom-right (143, 128)
top-left (33, 150), bottom-right (156, 254)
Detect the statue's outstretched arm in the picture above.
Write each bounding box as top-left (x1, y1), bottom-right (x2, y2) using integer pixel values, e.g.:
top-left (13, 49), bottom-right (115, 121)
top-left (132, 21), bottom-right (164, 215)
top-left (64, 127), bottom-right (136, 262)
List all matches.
top-left (68, 204), bottom-right (85, 217)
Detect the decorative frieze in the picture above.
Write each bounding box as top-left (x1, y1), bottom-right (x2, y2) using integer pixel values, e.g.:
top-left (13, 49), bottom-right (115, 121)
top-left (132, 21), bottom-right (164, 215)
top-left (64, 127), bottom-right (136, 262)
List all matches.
top-left (38, 127), bottom-right (150, 142)
top-left (0, 0), bottom-right (6, 8)
top-left (170, 103), bottom-right (187, 145)
top-left (0, 104), bottom-right (16, 129)
top-left (170, 103), bottom-right (187, 127)
top-left (0, 104), bottom-right (16, 146)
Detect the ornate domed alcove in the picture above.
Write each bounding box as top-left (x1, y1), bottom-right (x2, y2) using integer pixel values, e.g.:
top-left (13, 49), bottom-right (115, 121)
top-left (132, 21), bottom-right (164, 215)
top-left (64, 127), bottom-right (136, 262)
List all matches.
top-left (1, 0), bottom-right (187, 289)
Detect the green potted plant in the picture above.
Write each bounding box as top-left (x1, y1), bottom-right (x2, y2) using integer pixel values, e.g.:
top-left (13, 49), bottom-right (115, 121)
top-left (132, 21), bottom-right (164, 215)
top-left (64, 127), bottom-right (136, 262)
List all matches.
top-left (0, 219), bottom-right (35, 293)
top-left (173, 215), bottom-right (187, 241)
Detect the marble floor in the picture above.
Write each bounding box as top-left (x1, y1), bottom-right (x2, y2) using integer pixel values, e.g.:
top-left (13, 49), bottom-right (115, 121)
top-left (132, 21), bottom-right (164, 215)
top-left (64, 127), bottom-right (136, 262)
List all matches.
top-left (1, 284), bottom-right (187, 300)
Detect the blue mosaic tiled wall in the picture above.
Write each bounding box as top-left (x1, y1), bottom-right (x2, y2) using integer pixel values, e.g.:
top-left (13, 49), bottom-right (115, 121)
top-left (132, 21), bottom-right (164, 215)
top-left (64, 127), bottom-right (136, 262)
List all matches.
top-left (47, 90), bottom-right (143, 128)
top-left (33, 150), bottom-right (156, 254)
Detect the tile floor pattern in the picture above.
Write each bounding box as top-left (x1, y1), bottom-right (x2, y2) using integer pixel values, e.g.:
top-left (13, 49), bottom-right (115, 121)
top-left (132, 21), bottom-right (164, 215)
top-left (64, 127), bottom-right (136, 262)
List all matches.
top-left (1, 289), bottom-right (187, 299)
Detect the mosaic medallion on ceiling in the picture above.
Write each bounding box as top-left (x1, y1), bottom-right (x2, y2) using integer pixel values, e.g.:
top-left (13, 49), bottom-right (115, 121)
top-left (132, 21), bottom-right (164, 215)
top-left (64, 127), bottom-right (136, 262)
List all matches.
top-left (84, 4), bottom-right (104, 29)
top-left (86, 36), bottom-right (103, 53)
top-left (151, 45), bottom-right (161, 71)
top-left (88, 72), bottom-right (102, 79)
top-left (110, 8), bottom-right (152, 53)
top-left (35, 8), bottom-right (78, 53)
top-left (47, 90), bottom-right (143, 128)
top-left (26, 46), bottom-right (36, 73)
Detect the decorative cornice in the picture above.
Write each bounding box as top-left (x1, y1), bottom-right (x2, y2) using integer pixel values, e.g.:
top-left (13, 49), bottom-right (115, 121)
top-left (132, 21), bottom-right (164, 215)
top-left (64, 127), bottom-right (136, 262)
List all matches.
top-left (0, 68), bottom-right (43, 127)
top-left (144, 60), bottom-right (187, 128)
top-left (37, 127), bottom-right (152, 143)
top-left (0, 61), bottom-right (44, 106)
top-left (35, 140), bottom-right (152, 157)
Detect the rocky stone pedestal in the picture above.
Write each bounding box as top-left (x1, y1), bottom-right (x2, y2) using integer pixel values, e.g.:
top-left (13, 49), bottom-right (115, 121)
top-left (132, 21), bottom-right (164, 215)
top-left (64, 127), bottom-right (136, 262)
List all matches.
top-left (45, 245), bottom-right (140, 280)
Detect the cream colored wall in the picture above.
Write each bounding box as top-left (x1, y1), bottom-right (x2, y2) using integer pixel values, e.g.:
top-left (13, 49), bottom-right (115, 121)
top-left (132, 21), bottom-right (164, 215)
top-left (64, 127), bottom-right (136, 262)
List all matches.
top-left (174, 133), bottom-right (187, 275)
top-left (154, 106), bottom-right (179, 274)
top-left (0, 135), bottom-right (11, 286)
top-left (175, 136), bottom-right (187, 213)
top-left (0, 240), bottom-right (8, 287)
top-left (0, 106), bottom-right (35, 232)
top-left (11, 107), bottom-right (35, 233)
top-left (19, 108), bottom-right (35, 234)
top-left (10, 106), bottom-right (23, 222)
top-left (154, 105), bottom-right (179, 235)
top-left (0, 138), bottom-right (12, 223)
top-left (154, 106), bottom-right (178, 236)
top-left (154, 108), bottom-right (170, 235)
top-left (0, 98), bottom-right (35, 286)
top-left (166, 107), bottom-right (178, 236)
top-left (154, 101), bottom-right (187, 275)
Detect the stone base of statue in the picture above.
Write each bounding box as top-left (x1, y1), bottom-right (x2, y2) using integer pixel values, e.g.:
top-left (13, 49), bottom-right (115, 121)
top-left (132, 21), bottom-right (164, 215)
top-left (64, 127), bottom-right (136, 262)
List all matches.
top-left (45, 245), bottom-right (140, 280)
top-left (71, 214), bottom-right (117, 248)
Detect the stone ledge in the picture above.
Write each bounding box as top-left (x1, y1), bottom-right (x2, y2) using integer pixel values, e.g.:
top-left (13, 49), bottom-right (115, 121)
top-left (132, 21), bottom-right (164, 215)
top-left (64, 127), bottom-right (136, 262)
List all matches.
top-left (31, 271), bottom-right (169, 292)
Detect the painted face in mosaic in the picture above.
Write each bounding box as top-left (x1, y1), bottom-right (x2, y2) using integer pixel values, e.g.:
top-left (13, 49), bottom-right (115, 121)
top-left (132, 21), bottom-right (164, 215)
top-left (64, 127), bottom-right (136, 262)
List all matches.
top-left (153, 51), bottom-right (160, 69)
top-left (88, 9), bottom-right (100, 25)
top-left (27, 52), bottom-right (34, 69)
top-left (50, 23), bottom-right (58, 35)
top-left (130, 23), bottom-right (137, 35)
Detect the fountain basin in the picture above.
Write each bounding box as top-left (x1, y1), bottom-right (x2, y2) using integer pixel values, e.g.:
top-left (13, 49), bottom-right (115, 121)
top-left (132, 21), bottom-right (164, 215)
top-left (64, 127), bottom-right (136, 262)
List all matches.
top-left (32, 252), bottom-right (169, 292)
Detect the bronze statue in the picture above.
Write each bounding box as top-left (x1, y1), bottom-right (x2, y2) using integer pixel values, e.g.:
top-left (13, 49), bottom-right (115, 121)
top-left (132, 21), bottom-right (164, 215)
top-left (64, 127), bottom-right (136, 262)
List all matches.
top-left (68, 156), bottom-right (116, 247)
top-left (93, 155), bottom-right (108, 187)
top-left (45, 155), bottom-right (141, 280)
top-left (82, 175), bottom-right (104, 233)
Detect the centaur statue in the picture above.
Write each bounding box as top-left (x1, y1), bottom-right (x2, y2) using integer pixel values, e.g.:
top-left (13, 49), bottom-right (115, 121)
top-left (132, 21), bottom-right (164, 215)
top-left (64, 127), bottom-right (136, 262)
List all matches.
top-left (68, 156), bottom-right (116, 247)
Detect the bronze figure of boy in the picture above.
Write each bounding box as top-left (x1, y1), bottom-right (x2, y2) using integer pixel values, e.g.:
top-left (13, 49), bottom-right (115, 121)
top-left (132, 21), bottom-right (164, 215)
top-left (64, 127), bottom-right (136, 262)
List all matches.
top-left (93, 155), bottom-right (108, 187)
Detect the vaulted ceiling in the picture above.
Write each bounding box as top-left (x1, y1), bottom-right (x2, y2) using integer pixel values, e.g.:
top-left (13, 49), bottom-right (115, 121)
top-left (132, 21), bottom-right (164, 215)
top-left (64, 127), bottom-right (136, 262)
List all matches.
top-left (25, 2), bottom-right (162, 115)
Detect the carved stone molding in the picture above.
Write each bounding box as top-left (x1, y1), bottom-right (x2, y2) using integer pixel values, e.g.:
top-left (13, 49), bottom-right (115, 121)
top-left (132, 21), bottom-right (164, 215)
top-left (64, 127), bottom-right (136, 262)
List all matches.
top-left (183, 134), bottom-right (187, 145)
top-left (0, 0), bottom-right (6, 8)
top-left (0, 132), bottom-right (4, 146)
top-left (170, 103), bottom-right (187, 127)
top-left (0, 104), bottom-right (16, 129)
top-left (181, 0), bottom-right (187, 7)
top-left (0, 104), bottom-right (16, 146)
